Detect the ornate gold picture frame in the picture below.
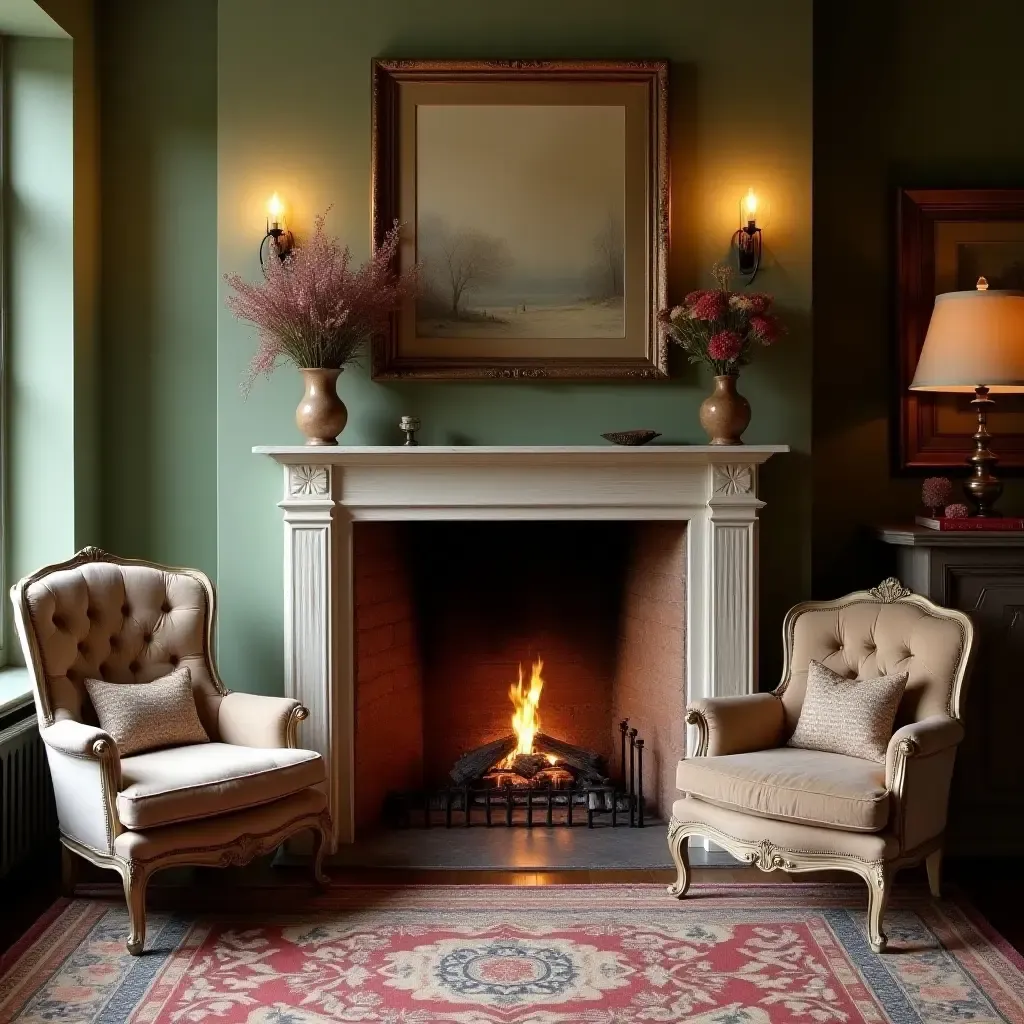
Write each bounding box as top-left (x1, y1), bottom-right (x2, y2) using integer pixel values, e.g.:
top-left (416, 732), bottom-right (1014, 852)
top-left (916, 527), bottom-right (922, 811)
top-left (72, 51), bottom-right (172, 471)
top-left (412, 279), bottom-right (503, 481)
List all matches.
top-left (371, 59), bottom-right (669, 380)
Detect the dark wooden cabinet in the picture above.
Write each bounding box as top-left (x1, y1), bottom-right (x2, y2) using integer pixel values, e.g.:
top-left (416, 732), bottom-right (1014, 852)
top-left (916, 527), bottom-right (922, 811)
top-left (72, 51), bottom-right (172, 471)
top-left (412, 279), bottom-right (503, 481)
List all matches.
top-left (879, 527), bottom-right (1024, 856)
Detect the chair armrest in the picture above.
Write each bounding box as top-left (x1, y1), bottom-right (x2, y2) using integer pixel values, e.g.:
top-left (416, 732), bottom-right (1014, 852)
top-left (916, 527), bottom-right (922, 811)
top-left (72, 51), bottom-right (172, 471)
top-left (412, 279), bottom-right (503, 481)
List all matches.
top-left (41, 720), bottom-right (121, 775)
top-left (885, 715), bottom-right (965, 853)
top-left (40, 720), bottom-right (122, 855)
top-left (218, 691), bottom-right (309, 749)
top-left (885, 716), bottom-right (964, 789)
top-left (686, 693), bottom-right (786, 757)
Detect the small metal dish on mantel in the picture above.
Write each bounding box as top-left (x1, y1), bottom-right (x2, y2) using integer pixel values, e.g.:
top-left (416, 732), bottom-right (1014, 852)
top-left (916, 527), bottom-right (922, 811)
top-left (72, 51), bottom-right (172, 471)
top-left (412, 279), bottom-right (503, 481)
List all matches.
top-left (601, 430), bottom-right (662, 446)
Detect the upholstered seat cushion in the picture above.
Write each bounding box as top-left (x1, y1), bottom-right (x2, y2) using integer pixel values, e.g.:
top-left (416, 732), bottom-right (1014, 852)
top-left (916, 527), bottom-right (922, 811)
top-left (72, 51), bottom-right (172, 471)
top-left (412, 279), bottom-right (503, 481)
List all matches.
top-left (117, 743), bottom-right (325, 830)
top-left (676, 748), bottom-right (890, 832)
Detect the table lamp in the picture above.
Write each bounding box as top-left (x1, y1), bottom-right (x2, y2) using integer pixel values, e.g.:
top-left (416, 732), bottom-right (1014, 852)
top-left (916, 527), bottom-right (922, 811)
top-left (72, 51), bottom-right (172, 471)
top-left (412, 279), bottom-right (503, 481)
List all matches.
top-left (910, 278), bottom-right (1024, 516)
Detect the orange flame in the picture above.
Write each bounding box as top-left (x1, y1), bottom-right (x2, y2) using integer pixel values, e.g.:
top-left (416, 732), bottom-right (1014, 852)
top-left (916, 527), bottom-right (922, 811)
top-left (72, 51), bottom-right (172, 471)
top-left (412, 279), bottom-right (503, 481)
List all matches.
top-left (496, 658), bottom-right (551, 770)
top-left (510, 658), bottom-right (544, 757)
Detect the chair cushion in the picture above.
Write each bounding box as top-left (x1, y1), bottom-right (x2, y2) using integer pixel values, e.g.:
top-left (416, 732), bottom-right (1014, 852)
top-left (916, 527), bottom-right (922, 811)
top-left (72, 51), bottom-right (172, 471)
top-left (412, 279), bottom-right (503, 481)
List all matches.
top-left (788, 660), bottom-right (907, 762)
top-left (676, 747), bottom-right (890, 832)
top-left (117, 743), bottom-right (325, 830)
top-left (85, 667), bottom-right (210, 756)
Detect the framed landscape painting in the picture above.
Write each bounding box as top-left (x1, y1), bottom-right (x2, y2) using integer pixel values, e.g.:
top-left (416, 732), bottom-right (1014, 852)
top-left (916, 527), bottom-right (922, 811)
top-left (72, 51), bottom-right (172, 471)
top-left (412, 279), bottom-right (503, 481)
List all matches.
top-left (371, 59), bottom-right (668, 380)
top-left (897, 188), bottom-right (1024, 469)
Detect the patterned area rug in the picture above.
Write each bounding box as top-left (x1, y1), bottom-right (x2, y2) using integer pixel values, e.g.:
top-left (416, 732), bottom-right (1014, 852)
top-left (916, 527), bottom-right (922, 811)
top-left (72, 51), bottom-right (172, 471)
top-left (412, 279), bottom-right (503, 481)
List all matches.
top-left (1, 884), bottom-right (1022, 1023)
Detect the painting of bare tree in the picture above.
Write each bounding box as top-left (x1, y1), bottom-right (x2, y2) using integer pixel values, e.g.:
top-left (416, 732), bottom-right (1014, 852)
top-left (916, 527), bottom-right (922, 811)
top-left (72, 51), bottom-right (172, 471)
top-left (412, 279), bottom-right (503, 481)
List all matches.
top-left (371, 60), bottom-right (668, 379)
top-left (416, 105), bottom-right (626, 340)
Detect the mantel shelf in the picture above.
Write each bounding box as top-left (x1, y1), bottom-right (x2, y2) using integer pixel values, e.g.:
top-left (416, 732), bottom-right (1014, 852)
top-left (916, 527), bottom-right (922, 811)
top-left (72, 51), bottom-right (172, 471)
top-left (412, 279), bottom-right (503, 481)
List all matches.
top-left (254, 444), bottom-right (790, 465)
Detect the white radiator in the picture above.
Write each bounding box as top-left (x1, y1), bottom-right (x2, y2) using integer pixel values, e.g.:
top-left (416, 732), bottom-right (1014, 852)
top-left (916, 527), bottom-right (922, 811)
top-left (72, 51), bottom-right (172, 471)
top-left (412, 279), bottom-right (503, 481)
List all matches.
top-left (0, 715), bottom-right (57, 879)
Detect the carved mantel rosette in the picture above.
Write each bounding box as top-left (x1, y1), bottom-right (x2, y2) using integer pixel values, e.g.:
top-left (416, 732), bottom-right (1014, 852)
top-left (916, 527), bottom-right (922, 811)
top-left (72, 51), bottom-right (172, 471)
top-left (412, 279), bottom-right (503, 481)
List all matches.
top-left (287, 464), bottom-right (331, 498)
top-left (712, 463), bottom-right (754, 497)
top-left (255, 445), bottom-right (788, 844)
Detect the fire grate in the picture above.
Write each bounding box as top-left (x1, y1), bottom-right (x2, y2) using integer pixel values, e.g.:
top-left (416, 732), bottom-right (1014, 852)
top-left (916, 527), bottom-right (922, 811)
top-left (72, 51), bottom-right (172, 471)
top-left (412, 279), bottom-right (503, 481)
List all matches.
top-left (385, 720), bottom-right (646, 828)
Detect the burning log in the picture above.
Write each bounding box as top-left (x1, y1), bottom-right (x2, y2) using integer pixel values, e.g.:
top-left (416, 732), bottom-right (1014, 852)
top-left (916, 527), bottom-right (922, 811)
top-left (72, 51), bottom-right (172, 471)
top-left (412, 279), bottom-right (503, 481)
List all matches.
top-left (505, 753), bottom-right (551, 779)
top-left (450, 736), bottom-right (517, 786)
top-left (534, 733), bottom-right (606, 781)
top-left (449, 733), bottom-right (606, 785)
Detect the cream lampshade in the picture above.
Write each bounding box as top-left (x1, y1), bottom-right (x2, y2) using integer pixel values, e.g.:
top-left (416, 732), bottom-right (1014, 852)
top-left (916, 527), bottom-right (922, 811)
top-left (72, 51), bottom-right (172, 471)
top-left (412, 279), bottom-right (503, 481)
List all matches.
top-left (910, 279), bottom-right (1024, 516)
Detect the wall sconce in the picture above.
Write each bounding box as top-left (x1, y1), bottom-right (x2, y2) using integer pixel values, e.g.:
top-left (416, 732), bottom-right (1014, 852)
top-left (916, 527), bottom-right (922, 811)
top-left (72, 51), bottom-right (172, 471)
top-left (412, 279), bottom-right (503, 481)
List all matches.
top-left (259, 192), bottom-right (294, 268)
top-left (732, 188), bottom-right (764, 282)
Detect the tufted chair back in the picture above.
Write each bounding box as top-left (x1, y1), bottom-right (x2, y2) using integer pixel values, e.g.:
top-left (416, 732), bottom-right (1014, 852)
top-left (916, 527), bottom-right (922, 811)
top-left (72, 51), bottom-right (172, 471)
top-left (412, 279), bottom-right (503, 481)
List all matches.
top-left (776, 579), bottom-right (973, 735)
top-left (11, 548), bottom-right (226, 738)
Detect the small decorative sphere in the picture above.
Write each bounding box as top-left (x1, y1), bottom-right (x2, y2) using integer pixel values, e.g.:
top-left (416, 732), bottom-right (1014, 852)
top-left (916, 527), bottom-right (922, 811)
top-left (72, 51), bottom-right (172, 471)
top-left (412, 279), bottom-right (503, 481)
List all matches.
top-left (944, 503), bottom-right (969, 519)
top-left (922, 476), bottom-right (953, 511)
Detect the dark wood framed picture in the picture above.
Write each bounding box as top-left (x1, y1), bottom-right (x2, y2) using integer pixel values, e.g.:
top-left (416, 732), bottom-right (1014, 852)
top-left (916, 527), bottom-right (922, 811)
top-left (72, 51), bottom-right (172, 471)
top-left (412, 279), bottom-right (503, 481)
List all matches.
top-left (371, 59), bottom-right (668, 380)
top-left (898, 188), bottom-right (1024, 469)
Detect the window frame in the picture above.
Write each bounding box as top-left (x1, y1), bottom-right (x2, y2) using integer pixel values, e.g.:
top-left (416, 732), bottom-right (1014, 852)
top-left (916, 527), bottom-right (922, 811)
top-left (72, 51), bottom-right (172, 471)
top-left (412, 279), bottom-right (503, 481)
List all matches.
top-left (0, 33), bottom-right (8, 664)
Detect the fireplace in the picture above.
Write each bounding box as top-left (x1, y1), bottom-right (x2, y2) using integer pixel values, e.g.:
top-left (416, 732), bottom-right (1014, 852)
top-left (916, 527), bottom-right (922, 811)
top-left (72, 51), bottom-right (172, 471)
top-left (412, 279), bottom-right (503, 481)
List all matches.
top-left (255, 444), bottom-right (785, 846)
top-left (352, 521), bottom-right (683, 836)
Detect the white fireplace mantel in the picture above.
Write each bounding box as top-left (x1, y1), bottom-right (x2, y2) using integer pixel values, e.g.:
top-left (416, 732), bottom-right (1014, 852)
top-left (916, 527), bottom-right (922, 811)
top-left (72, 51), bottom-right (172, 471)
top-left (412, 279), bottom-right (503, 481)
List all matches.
top-left (254, 444), bottom-right (787, 845)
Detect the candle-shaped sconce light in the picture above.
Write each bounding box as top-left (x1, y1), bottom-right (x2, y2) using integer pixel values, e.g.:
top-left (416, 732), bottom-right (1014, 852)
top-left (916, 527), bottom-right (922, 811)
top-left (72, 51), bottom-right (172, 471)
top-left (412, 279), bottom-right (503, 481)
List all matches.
top-left (733, 187), bottom-right (765, 282)
top-left (260, 192), bottom-right (294, 268)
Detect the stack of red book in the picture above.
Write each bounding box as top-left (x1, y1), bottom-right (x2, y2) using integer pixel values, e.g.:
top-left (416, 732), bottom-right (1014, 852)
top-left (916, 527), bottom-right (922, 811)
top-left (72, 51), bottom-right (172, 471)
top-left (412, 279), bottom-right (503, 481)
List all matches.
top-left (915, 515), bottom-right (1024, 531)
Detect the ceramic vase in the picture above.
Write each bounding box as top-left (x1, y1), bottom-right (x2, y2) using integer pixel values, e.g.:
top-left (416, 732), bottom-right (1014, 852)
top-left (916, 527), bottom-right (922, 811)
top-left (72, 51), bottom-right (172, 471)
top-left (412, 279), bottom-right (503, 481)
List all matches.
top-left (296, 368), bottom-right (348, 446)
top-left (699, 374), bottom-right (751, 445)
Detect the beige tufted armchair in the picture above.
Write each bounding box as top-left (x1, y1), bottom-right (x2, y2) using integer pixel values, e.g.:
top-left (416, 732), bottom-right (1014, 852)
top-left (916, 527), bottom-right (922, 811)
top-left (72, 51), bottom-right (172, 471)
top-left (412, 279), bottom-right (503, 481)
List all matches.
top-left (669, 579), bottom-right (974, 953)
top-left (11, 547), bottom-right (332, 955)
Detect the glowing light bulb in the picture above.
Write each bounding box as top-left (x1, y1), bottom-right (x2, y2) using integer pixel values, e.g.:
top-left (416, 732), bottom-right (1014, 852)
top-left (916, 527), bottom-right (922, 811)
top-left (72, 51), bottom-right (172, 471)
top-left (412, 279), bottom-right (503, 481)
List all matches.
top-left (742, 188), bottom-right (759, 225)
top-left (267, 192), bottom-right (285, 229)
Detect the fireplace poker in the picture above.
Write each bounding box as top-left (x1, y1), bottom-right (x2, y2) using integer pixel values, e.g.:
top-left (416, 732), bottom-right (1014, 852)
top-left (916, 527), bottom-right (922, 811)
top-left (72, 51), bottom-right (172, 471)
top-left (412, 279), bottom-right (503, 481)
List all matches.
top-left (636, 738), bottom-right (645, 827)
top-left (629, 728), bottom-right (638, 827)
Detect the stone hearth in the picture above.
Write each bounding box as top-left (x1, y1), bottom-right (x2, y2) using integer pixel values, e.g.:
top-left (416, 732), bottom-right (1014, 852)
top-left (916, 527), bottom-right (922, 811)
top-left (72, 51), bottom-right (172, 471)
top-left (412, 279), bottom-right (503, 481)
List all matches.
top-left (255, 445), bottom-right (786, 846)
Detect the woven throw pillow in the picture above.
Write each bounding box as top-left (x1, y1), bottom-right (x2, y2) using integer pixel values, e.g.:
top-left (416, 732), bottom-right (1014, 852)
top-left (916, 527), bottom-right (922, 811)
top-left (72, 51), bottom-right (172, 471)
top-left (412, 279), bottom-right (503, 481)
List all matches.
top-left (788, 660), bottom-right (908, 762)
top-left (84, 666), bottom-right (209, 757)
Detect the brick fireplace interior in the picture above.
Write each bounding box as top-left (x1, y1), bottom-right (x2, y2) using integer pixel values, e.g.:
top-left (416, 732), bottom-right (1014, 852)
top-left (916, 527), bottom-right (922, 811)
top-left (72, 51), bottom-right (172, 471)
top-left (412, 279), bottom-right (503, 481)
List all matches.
top-left (353, 520), bottom-right (686, 838)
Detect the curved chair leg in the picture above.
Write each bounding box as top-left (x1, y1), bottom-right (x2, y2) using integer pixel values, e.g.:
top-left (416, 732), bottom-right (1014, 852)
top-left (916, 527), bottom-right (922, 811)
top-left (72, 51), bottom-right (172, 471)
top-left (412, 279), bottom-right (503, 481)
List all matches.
top-left (925, 849), bottom-right (942, 898)
top-left (121, 862), bottom-right (151, 956)
top-left (866, 867), bottom-right (893, 953)
top-left (310, 820), bottom-right (330, 889)
top-left (667, 828), bottom-right (691, 899)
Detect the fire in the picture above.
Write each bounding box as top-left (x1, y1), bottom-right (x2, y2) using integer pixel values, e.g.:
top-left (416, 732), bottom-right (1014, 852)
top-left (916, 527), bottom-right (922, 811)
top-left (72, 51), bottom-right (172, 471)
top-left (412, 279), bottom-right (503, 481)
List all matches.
top-left (511, 658), bottom-right (544, 756)
top-left (497, 658), bottom-right (557, 769)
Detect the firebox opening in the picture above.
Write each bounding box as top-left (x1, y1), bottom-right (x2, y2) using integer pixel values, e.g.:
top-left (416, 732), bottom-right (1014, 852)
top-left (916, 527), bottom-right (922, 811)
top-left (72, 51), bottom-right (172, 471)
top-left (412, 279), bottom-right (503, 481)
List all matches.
top-left (353, 520), bottom-right (685, 840)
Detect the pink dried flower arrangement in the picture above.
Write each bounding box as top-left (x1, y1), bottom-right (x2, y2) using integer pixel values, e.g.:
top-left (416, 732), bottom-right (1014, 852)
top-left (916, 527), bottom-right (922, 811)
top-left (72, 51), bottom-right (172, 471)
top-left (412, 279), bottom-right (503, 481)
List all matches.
top-left (921, 476), bottom-right (953, 515)
top-left (944, 503), bottom-right (969, 519)
top-left (661, 263), bottom-right (785, 374)
top-left (225, 212), bottom-right (417, 395)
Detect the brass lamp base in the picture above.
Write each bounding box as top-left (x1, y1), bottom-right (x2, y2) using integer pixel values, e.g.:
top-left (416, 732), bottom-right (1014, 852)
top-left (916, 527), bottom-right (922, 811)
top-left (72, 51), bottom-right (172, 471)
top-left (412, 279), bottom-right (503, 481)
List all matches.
top-left (965, 385), bottom-right (1003, 517)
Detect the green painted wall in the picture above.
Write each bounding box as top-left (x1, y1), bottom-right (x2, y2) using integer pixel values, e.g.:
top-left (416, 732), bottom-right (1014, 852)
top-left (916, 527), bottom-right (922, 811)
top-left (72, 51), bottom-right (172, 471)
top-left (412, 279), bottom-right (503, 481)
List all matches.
top-left (813, 0), bottom-right (1024, 593)
top-left (216, 0), bottom-right (813, 695)
top-left (97, 0), bottom-right (218, 575)
top-left (79, 0), bottom-right (1024, 699)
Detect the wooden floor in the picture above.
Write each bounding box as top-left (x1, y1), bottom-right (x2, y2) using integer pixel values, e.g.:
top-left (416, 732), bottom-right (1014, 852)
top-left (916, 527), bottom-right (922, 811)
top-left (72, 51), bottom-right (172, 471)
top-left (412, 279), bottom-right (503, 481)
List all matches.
top-left (3, 853), bottom-right (1023, 959)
